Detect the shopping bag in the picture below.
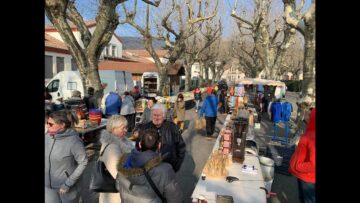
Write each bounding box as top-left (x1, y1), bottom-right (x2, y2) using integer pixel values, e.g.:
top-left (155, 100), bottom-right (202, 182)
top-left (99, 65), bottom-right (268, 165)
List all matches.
top-left (202, 118), bottom-right (206, 127)
top-left (196, 119), bottom-right (202, 130)
top-left (196, 118), bottom-right (206, 130)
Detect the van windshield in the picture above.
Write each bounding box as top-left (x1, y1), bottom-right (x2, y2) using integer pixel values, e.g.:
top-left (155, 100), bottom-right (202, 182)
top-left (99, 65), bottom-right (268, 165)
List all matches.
top-left (47, 79), bottom-right (59, 92)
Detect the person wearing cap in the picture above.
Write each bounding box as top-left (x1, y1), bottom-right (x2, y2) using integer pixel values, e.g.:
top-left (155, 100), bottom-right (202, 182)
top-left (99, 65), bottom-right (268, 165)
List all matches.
top-left (116, 129), bottom-right (183, 203)
top-left (199, 89), bottom-right (219, 139)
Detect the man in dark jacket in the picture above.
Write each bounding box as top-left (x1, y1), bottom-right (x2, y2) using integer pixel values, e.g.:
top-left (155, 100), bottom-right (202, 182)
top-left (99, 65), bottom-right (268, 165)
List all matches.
top-left (141, 103), bottom-right (186, 172)
top-left (83, 87), bottom-right (98, 110)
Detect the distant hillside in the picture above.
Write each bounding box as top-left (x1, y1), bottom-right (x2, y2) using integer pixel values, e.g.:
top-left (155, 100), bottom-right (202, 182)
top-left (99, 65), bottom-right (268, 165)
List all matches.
top-left (121, 36), bottom-right (165, 50)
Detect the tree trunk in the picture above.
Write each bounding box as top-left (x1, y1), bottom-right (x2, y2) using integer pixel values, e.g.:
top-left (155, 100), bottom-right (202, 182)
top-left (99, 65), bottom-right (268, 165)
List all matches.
top-left (184, 64), bottom-right (192, 91)
top-left (205, 61), bottom-right (210, 84)
top-left (158, 65), bottom-right (170, 96)
top-left (302, 35), bottom-right (315, 103)
top-left (199, 62), bottom-right (205, 86)
top-left (210, 66), bottom-right (216, 84)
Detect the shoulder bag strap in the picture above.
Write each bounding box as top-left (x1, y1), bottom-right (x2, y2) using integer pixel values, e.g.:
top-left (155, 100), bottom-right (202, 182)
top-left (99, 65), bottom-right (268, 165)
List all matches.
top-left (142, 167), bottom-right (166, 202)
top-left (100, 143), bottom-right (110, 157)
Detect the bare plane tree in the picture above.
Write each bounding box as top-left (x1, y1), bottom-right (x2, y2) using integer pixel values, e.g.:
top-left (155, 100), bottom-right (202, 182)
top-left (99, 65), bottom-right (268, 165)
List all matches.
top-left (45, 0), bottom-right (160, 103)
top-left (199, 39), bottom-right (219, 86)
top-left (231, 0), bottom-right (297, 80)
top-left (230, 33), bottom-right (262, 78)
top-left (120, 0), bottom-right (218, 95)
top-left (283, 0), bottom-right (315, 107)
top-left (183, 18), bottom-right (222, 91)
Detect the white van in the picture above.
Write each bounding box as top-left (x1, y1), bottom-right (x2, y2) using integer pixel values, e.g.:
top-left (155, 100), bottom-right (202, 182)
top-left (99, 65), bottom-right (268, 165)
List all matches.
top-left (46, 70), bottom-right (134, 101)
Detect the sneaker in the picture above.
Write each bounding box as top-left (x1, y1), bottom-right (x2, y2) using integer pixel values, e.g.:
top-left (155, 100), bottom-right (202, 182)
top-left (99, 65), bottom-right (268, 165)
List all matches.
top-left (195, 110), bottom-right (198, 113)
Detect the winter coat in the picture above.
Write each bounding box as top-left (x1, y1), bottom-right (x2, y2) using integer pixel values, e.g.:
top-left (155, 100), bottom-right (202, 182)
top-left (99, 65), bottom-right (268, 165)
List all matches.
top-left (289, 108), bottom-right (316, 184)
top-left (140, 107), bottom-right (152, 124)
top-left (84, 95), bottom-right (98, 110)
top-left (199, 94), bottom-right (219, 118)
top-left (116, 151), bottom-right (183, 203)
top-left (142, 121), bottom-right (186, 172)
top-left (219, 91), bottom-right (226, 103)
top-left (45, 129), bottom-right (88, 191)
top-left (102, 92), bottom-right (122, 117)
top-left (174, 100), bottom-right (185, 121)
top-left (121, 95), bottom-right (136, 115)
top-left (98, 130), bottom-right (135, 203)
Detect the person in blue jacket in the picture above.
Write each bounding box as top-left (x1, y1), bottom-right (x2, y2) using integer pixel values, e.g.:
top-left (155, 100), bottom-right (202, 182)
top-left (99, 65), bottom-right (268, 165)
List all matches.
top-left (199, 89), bottom-right (219, 139)
top-left (104, 92), bottom-right (122, 118)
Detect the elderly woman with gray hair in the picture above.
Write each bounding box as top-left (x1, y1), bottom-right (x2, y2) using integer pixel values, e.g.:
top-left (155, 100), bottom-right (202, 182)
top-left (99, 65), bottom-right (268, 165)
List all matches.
top-left (99, 115), bottom-right (135, 203)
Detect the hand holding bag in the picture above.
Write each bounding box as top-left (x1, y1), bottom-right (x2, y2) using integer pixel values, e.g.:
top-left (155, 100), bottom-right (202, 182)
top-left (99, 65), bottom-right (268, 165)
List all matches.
top-left (89, 144), bottom-right (118, 193)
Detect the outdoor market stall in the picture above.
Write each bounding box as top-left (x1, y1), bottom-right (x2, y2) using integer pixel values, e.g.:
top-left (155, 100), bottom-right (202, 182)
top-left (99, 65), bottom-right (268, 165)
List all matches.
top-left (191, 114), bottom-right (267, 203)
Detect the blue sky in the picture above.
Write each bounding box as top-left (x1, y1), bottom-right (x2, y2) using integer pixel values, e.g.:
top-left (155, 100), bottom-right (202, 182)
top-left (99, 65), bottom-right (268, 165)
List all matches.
top-left (45, 0), bottom-right (312, 39)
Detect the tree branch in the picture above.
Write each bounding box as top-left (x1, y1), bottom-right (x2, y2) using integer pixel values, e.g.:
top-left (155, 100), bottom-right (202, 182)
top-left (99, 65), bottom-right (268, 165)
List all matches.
top-left (189, 0), bottom-right (218, 24)
top-left (161, 0), bottom-right (179, 38)
top-left (283, 0), bottom-right (305, 35)
top-left (231, 0), bottom-right (254, 28)
top-left (66, 0), bottom-right (92, 48)
top-left (142, 0), bottom-right (161, 7)
top-left (86, 0), bottom-right (119, 58)
top-left (45, 0), bottom-right (85, 61)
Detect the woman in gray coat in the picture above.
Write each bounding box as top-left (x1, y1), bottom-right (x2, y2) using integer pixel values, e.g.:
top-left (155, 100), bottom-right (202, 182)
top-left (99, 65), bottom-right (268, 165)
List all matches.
top-left (121, 91), bottom-right (136, 132)
top-left (99, 115), bottom-right (135, 203)
top-left (116, 129), bottom-right (183, 203)
top-left (45, 110), bottom-right (88, 203)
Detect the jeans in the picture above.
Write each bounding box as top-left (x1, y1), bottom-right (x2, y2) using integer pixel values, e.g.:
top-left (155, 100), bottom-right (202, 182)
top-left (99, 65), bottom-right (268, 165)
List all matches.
top-left (297, 179), bottom-right (316, 203)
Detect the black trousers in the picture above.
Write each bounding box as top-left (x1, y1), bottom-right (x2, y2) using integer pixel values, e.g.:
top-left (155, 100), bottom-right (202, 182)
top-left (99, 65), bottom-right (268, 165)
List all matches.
top-left (205, 116), bottom-right (217, 136)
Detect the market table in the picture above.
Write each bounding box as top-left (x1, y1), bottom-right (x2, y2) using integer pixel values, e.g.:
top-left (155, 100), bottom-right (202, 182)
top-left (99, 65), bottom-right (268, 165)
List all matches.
top-left (74, 118), bottom-right (107, 136)
top-left (191, 115), bottom-right (267, 203)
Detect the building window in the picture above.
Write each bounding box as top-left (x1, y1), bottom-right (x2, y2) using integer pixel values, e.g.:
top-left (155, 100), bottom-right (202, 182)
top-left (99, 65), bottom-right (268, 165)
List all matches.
top-left (45, 55), bottom-right (53, 78)
top-left (56, 57), bottom-right (64, 73)
top-left (112, 45), bottom-right (116, 57)
top-left (71, 58), bottom-right (78, 71)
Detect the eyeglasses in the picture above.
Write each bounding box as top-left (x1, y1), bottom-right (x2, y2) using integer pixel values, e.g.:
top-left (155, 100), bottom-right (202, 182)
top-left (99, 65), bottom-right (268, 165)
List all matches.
top-left (47, 122), bottom-right (55, 127)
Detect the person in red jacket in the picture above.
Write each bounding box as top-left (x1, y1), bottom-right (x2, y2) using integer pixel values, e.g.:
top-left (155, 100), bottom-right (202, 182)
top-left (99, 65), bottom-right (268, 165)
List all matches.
top-left (289, 108), bottom-right (316, 203)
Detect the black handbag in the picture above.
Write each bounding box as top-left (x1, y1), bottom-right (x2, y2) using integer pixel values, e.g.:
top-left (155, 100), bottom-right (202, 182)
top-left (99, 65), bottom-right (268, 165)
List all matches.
top-left (89, 144), bottom-right (118, 193)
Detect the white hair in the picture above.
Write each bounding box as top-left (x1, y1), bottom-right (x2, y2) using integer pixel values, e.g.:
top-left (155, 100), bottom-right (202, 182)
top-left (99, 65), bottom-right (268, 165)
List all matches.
top-left (106, 115), bottom-right (128, 132)
top-left (151, 103), bottom-right (167, 117)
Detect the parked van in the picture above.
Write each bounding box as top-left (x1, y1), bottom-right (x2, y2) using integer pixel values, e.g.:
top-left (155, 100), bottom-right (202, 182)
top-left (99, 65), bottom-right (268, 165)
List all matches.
top-left (46, 70), bottom-right (134, 101)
